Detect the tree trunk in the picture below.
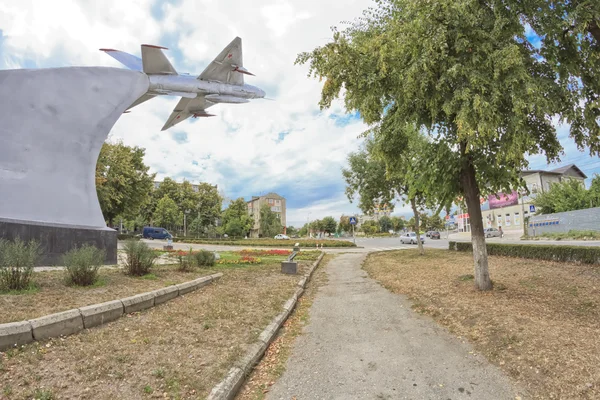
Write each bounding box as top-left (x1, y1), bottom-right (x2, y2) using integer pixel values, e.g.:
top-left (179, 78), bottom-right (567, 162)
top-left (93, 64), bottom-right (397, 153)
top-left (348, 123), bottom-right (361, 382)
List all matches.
top-left (459, 143), bottom-right (492, 291)
top-left (589, 19), bottom-right (600, 44)
top-left (410, 198), bottom-right (424, 255)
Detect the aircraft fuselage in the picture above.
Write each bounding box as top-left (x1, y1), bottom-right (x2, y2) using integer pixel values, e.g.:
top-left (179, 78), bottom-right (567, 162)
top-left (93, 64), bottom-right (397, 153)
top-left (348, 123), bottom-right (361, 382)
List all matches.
top-left (148, 75), bottom-right (265, 104)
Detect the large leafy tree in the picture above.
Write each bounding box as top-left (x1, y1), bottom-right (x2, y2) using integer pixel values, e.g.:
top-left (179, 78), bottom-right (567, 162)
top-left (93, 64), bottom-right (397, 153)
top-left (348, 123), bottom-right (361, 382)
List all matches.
top-left (338, 215), bottom-right (352, 234)
top-left (195, 183), bottom-right (223, 231)
top-left (390, 216), bottom-right (405, 232)
top-left (296, 0), bottom-right (599, 290)
top-left (378, 216), bottom-right (393, 232)
top-left (221, 198), bottom-right (253, 237)
top-left (153, 195), bottom-right (179, 230)
top-left (96, 141), bottom-right (155, 226)
top-left (321, 216), bottom-right (338, 235)
top-left (533, 179), bottom-right (592, 214)
top-left (259, 204), bottom-right (283, 238)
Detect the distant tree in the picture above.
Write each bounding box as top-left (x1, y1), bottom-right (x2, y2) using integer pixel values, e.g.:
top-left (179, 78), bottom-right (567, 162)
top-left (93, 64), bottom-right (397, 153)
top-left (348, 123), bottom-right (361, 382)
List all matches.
top-left (96, 141), bottom-right (155, 226)
top-left (321, 216), bottom-right (337, 235)
top-left (298, 223), bottom-right (309, 237)
top-left (338, 215), bottom-right (352, 234)
top-left (390, 216), bottom-right (405, 232)
top-left (153, 195), bottom-right (179, 230)
top-left (361, 220), bottom-right (379, 235)
top-left (222, 198), bottom-right (253, 237)
top-left (533, 179), bottom-right (590, 214)
top-left (310, 219), bottom-right (323, 235)
top-left (286, 226), bottom-right (298, 236)
top-left (428, 214), bottom-right (445, 231)
top-left (260, 204), bottom-right (283, 237)
top-left (589, 175), bottom-right (600, 209)
top-left (196, 183), bottom-right (223, 232)
top-left (378, 216), bottom-right (393, 233)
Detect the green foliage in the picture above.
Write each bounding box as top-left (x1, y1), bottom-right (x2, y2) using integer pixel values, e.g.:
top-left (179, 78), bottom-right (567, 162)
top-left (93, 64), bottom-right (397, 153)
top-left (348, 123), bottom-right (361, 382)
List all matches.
top-left (390, 216), bottom-right (405, 231)
top-left (452, 241), bottom-right (600, 264)
top-left (194, 250), bottom-right (216, 267)
top-left (63, 244), bottom-right (105, 286)
top-left (117, 234), bottom-right (140, 240)
top-left (259, 204), bottom-right (283, 238)
top-left (527, 230), bottom-right (600, 241)
top-left (194, 183), bottom-right (223, 233)
top-left (177, 249), bottom-right (196, 272)
top-left (286, 226), bottom-right (298, 236)
top-left (0, 238), bottom-right (40, 291)
top-left (222, 197), bottom-right (253, 237)
top-left (361, 220), bottom-right (379, 234)
top-left (533, 179), bottom-right (591, 214)
top-left (321, 216), bottom-right (337, 234)
top-left (378, 216), bottom-right (393, 232)
top-left (123, 240), bottom-right (157, 276)
top-left (96, 141), bottom-right (155, 226)
top-left (153, 195), bottom-right (179, 229)
top-left (338, 215), bottom-right (352, 233)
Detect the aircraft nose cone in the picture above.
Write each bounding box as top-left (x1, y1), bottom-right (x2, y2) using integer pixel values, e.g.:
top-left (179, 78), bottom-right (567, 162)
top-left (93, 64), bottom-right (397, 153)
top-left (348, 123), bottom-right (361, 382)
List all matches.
top-left (257, 88), bottom-right (266, 98)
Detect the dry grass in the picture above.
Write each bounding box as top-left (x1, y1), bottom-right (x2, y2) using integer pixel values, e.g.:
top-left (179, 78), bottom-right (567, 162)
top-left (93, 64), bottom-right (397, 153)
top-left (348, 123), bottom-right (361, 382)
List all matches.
top-left (0, 261), bottom-right (311, 399)
top-left (236, 254), bottom-right (332, 400)
top-left (0, 265), bottom-right (217, 324)
top-left (364, 249), bottom-right (600, 399)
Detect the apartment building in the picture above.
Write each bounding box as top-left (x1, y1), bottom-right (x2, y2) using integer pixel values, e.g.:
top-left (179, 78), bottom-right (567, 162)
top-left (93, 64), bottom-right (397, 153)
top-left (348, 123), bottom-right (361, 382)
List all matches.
top-left (246, 192), bottom-right (287, 238)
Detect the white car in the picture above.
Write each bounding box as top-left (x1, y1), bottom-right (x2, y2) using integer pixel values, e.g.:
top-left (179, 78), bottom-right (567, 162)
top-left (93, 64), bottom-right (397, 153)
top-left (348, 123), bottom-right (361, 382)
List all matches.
top-left (400, 232), bottom-right (426, 244)
top-left (274, 234), bottom-right (290, 240)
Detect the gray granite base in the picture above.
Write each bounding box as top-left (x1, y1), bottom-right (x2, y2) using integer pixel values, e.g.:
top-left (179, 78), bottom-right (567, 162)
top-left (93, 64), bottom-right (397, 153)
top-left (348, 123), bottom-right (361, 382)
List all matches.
top-left (0, 218), bottom-right (117, 266)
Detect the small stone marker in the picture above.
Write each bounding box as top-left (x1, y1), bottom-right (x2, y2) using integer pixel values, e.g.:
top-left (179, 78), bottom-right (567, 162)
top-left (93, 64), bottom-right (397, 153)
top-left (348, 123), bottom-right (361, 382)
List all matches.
top-left (281, 261), bottom-right (297, 274)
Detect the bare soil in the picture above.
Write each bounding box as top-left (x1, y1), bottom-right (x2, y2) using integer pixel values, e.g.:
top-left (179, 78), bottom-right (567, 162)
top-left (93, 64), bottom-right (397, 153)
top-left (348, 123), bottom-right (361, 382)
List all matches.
top-left (0, 261), bottom-right (311, 400)
top-left (0, 265), bottom-right (217, 324)
top-left (364, 249), bottom-right (600, 399)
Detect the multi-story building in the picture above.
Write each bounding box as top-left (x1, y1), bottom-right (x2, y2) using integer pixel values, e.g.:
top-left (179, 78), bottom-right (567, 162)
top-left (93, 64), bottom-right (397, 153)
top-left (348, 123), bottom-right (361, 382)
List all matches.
top-left (356, 202), bottom-right (392, 227)
top-left (456, 164), bottom-right (587, 233)
top-left (246, 192), bottom-right (287, 238)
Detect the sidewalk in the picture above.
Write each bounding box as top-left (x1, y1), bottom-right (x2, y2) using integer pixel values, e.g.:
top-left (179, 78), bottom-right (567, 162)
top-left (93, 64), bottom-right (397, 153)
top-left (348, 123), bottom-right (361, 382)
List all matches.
top-left (267, 253), bottom-right (522, 400)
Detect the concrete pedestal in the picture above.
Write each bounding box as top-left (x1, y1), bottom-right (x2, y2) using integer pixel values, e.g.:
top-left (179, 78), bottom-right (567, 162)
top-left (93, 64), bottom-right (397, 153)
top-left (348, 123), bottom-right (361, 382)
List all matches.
top-left (0, 67), bottom-right (149, 265)
top-left (281, 261), bottom-right (298, 274)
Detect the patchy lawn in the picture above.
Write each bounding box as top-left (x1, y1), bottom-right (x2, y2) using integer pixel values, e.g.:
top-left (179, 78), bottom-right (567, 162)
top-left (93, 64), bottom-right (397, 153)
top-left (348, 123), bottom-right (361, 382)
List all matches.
top-left (0, 265), bottom-right (214, 324)
top-left (0, 260), bottom-right (314, 399)
top-left (364, 249), bottom-right (600, 400)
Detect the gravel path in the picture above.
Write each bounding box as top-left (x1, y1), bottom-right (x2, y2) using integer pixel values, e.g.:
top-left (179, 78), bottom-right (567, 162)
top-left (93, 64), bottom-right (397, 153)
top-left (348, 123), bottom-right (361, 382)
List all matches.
top-left (267, 253), bottom-right (523, 400)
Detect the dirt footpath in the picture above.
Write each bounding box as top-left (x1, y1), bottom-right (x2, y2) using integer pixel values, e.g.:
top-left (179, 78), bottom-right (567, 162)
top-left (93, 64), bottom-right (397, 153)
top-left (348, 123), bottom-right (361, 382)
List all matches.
top-left (267, 253), bottom-right (524, 400)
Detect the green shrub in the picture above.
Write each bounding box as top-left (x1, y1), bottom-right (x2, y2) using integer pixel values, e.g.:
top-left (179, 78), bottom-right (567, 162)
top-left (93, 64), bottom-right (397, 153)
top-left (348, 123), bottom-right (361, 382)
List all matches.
top-left (451, 241), bottom-right (600, 264)
top-left (63, 244), bottom-right (105, 286)
top-left (194, 250), bottom-right (216, 267)
top-left (0, 238), bottom-right (40, 291)
top-left (448, 241), bottom-right (457, 251)
top-left (123, 240), bottom-right (157, 276)
top-left (177, 249), bottom-right (196, 272)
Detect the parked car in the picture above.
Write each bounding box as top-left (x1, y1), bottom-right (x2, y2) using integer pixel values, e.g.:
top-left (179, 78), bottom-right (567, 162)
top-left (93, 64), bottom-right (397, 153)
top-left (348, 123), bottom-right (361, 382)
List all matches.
top-left (484, 227), bottom-right (502, 238)
top-left (426, 231), bottom-right (432, 237)
top-left (430, 231), bottom-right (441, 239)
top-left (274, 234), bottom-right (290, 240)
top-left (400, 232), bottom-right (426, 244)
top-left (142, 226), bottom-right (172, 240)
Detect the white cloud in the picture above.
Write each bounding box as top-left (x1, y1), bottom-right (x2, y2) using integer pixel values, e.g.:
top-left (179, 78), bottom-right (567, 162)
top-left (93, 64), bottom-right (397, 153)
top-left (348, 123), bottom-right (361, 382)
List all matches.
top-left (0, 0), bottom-right (376, 225)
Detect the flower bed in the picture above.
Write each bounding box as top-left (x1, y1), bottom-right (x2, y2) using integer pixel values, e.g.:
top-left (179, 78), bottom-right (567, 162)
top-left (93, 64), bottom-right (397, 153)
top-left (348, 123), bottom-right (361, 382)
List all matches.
top-left (217, 256), bottom-right (261, 265)
top-left (239, 249), bottom-right (292, 257)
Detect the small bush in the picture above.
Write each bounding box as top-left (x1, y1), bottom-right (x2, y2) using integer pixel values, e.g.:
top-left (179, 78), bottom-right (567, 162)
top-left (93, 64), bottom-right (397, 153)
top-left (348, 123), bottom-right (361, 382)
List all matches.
top-left (63, 244), bottom-right (105, 286)
top-left (170, 238), bottom-right (356, 248)
top-left (194, 250), bottom-right (216, 267)
top-left (123, 240), bottom-right (157, 276)
top-left (0, 238), bottom-right (40, 291)
top-left (177, 249), bottom-right (196, 272)
top-left (452, 241), bottom-right (600, 264)
top-left (117, 234), bottom-right (140, 241)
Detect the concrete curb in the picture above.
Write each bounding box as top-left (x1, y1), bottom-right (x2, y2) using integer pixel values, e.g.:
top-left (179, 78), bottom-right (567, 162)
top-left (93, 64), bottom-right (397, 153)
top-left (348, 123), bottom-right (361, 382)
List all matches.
top-left (0, 272), bottom-right (221, 351)
top-left (207, 252), bottom-right (325, 400)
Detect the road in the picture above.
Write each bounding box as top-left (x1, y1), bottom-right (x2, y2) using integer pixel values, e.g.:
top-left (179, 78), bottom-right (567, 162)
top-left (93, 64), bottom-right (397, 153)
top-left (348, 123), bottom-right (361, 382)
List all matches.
top-left (124, 235), bottom-right (600, 254)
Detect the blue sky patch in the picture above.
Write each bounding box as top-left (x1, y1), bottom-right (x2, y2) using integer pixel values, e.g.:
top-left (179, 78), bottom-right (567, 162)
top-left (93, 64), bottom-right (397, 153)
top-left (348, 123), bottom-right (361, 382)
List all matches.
top-left (330, 111), bottom-right (361, 127)
top-left (171, 131), bottom-right (188, 144)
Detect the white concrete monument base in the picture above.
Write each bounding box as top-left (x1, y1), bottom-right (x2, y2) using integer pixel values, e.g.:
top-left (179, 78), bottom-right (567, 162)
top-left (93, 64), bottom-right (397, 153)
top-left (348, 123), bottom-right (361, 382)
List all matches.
top-left (0, 67), bottom-right (149, 265)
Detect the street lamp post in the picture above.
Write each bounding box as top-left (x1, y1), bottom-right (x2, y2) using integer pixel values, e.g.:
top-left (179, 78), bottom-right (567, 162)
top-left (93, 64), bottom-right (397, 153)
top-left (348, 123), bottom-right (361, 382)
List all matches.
top-left (184, 209), bottom-right (190, 237)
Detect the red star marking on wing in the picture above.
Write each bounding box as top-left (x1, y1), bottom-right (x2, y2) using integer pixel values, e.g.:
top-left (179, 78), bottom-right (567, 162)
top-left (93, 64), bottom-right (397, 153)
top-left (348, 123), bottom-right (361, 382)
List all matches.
top-left (227, 53), bottom-right (233, 59)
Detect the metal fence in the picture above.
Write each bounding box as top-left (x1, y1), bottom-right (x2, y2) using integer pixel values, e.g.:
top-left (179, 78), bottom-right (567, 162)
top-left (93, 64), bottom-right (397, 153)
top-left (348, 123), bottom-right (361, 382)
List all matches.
top-left (527, 207), bottom-right (600, 236)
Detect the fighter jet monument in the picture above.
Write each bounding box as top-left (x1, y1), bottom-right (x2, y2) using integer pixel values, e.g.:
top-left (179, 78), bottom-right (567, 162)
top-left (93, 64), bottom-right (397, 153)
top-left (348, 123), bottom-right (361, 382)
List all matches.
top-left (101, 37), bottom-right (265, 130)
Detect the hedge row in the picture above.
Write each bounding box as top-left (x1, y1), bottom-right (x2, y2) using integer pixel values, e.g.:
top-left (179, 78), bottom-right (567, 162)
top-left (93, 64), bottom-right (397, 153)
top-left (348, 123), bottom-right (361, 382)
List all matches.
top-left (117, 234), bottom-right (140, 240)
top-left (171, 238), bottom-right (356, 248)
top-left (448, 241), bottom-right (600, 264)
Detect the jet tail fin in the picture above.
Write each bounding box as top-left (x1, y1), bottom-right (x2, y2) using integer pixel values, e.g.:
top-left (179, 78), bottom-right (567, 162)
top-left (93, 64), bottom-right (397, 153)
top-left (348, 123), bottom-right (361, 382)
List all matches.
top-left (141, 44), bottom-right (177, 75)
top-left (100, 49), bottom-right (143, 71)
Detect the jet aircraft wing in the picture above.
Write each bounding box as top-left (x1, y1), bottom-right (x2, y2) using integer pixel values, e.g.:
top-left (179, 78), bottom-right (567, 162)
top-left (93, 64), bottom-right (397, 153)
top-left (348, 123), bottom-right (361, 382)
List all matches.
top-left (198, 37), bottom-right (249, 86)
top-left (161, 95), bottom-right (215, 131)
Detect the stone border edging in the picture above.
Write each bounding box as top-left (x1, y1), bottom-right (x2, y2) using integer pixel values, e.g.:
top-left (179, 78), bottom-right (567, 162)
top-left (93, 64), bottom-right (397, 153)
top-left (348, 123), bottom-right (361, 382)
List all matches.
top-left (207, 253), bottom-right (325, 400)
top-left (0, 272), bottom-right (223, 351)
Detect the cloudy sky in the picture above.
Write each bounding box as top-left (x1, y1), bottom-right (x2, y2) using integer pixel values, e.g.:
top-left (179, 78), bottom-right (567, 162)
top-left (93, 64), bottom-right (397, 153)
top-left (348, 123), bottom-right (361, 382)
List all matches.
top-left (1, 0), bottom-right (599, 227)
